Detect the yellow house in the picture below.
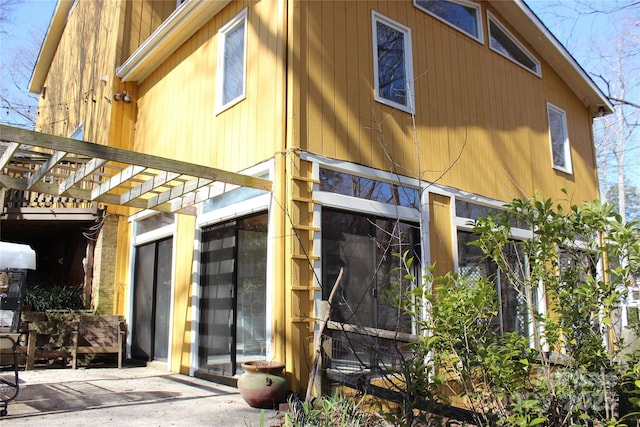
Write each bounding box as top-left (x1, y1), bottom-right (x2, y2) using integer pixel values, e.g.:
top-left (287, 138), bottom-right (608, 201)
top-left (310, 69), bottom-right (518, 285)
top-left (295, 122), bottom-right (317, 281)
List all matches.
top-left (3, 0), bottom-right (612, 394)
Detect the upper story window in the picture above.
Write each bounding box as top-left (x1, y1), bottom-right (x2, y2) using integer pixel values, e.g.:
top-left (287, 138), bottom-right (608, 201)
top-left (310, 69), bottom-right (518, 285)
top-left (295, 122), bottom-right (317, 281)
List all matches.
top-left (455, 199), bottom-right (530, 230)
top-left (372, 11), bottom-right (414, 113)
top-left (216, 8), bottom-right (248, 114)
top-left (547, 102), bottom-right (572, 174)
top-left (488, 12), bottom-right (541, 77)
top-left (69, 124), bottom-right (84, 141)
top-left (414, 0), bottom-right (483, 42)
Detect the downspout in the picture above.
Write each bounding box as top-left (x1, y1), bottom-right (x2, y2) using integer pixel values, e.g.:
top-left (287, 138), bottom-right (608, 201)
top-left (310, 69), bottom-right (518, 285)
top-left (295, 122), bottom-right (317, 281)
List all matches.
top-left (271, 0), bottom-right (290, 368)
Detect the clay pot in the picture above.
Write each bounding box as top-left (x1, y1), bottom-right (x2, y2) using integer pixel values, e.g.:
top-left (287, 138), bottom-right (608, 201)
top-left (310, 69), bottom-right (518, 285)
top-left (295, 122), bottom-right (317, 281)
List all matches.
top-left (237, 360), bottom-right (288, 409)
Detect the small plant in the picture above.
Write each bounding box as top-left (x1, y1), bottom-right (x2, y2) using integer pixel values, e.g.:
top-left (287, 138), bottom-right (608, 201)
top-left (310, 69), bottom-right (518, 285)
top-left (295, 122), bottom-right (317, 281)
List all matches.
top-left (283, 392), bottom-right (388, 427)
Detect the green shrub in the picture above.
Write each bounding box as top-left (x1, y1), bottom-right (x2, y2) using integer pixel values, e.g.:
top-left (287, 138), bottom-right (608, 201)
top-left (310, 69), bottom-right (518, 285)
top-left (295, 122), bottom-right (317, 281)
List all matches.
top-left (24, 281), bottom-right (85, 312)
top-left (392, 193), bottom-right (640, 426)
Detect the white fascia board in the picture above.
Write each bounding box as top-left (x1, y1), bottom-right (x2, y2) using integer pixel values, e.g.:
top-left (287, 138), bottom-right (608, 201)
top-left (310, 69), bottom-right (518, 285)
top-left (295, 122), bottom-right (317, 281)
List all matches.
top-left (116, 0), bottom-right (231, 83)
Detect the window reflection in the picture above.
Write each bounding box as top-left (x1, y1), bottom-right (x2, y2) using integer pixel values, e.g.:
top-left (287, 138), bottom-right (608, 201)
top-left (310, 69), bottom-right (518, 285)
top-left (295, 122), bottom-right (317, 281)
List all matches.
top-left (415, 0), bottom-right (480, 40)
top-left (320, 168), bottom-right (420, 209)
top-left (376, 21), bottom-right (407, 106)
top-left (455, 199), bottom-right (530, 230)
top-left (457, 230), bottom-right (529, 336)
top-left (488, 15), bottom-right (540, 75)
top-left (136, 212), bottom-right (175, 236)
top-left (321, 209), bottom-right (420, 370)
top-left (223, 19), bottom-right (245, 105)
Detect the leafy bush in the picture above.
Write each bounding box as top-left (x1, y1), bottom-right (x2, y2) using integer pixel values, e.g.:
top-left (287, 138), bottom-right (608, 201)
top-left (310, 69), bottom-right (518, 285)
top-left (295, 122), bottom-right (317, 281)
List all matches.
top-left (24, 280), bottom-right (85, 312)
top-left (391, 193), bottom-right (640, 426)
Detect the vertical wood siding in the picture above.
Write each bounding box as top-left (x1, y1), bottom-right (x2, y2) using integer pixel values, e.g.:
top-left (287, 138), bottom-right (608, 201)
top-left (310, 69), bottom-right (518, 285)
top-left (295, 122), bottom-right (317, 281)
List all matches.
top-left (134, 0), bottom-right (285, 174)
top-left (35, 0), bottom-right (122, 147)
top-left (290, 0), bottom-right (599, 204)
top-left (120, 0), bottom-right (175, 64)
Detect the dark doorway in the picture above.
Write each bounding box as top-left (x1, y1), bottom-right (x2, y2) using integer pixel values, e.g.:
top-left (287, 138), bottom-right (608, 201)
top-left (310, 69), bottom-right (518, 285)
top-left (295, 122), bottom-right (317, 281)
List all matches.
top-left (197, 213), bottom-right (268, 379)
top-left (132, 237), bottom-right (172, 362)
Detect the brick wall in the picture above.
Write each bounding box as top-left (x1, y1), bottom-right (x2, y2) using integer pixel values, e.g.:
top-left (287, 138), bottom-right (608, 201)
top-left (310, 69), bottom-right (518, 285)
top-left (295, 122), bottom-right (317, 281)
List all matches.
top-left (92, 214), bottom-right (120, 314)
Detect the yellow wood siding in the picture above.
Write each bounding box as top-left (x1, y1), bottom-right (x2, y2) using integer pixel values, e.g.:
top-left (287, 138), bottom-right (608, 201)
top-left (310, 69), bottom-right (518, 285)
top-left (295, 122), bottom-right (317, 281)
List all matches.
top-left (429, 193), bottom-right (454, 277)
top-left (114, 216), bottom-right (131, 315)
top-left (134, 0), bottom-right (285, 174)
top-left (35, 0), bottom-right (122, 146)
top-left (120, 0), bottom-right (175, 64)
top-left (172, 214), bottom-right (196, 374)
top-left (291, 0), bottom-right (599, 205)
top-left (131, 0), bottom-right (288, 374)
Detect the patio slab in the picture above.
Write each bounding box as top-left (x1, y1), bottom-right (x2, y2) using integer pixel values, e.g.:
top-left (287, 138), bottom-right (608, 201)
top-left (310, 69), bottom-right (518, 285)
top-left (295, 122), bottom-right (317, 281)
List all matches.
top-left (1, 366), bottom-right (283, 426)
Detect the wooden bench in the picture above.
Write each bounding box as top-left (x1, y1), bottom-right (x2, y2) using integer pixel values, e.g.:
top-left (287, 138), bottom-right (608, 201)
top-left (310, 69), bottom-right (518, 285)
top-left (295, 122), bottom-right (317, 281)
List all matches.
top-left (71, 315), bottom-right (124, 369)
top-left (26, 317), bottom-right (76, 370)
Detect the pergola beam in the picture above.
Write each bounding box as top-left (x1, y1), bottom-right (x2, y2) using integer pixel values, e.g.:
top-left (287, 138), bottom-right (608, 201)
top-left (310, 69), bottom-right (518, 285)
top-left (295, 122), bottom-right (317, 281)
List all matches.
top-left (27, 150), bottom-right (67, 189)
top-left (91, 164), bottom-right (146, 200)
top-left (0, 125), bottom-right (270, 216)
top-left (0, 143), bottom-right (20, 170)
top-left (146, 176), bottom-right (212, 210)
top-left (0, 174), bottom-right (186, 214)
top-left (1, 125), bottom-right (272, 192)
top-left (119, 171), bottom-right (180, 205)
top-left (59, 157), bottom-right (107, 194)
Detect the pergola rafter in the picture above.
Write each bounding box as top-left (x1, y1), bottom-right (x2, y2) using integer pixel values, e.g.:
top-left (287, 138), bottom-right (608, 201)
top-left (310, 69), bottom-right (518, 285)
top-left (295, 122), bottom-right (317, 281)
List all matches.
top-left (0, 125), bottom-right (272, 216)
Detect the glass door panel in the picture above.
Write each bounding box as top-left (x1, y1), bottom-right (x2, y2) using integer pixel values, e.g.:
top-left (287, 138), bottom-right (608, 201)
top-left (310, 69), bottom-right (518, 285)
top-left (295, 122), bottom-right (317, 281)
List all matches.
top-left (199, 222), bottom-right (236, 376)
top-left (153, 238), bottom-right (172, 361)
top-left (132, 237), bottom-right (173, 362)
top-left (236, 216), bottom-right (268, 362)
top-left (198, 214), bottom-right (267, 377)
top-left (132, 244), bottom-right (154, 360)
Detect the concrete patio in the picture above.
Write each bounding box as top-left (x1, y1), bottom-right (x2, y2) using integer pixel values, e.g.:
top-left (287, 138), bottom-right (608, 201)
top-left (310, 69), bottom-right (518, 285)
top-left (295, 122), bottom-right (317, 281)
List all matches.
top-left (1, 366), bottom-right (283, 426)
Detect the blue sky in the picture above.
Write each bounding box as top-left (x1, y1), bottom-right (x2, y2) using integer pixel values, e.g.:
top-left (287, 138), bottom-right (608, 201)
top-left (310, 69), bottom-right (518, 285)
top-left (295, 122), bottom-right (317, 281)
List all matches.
top-left (1, 0), bottom-right (638, 192)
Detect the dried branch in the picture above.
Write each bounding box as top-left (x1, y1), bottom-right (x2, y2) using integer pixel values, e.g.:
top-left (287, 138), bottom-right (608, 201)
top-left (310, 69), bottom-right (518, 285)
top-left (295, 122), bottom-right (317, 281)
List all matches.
top-left (306, 267), bottom-right (343, 401)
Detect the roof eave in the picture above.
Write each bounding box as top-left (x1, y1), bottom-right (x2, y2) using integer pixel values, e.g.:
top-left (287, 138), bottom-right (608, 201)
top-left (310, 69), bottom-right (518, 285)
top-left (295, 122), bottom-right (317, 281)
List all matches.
top-left (28, 0), bottom-right (76, 94)
top-left (116, 0), bottom-right (231, 83)
top-left (494, 0), bottom-right (614, 117)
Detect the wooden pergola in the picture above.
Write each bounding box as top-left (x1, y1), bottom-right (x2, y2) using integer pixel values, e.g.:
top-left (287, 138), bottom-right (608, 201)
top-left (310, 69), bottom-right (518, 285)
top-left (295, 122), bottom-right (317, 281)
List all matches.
top-left (0, 125), bottom-right (272, 216)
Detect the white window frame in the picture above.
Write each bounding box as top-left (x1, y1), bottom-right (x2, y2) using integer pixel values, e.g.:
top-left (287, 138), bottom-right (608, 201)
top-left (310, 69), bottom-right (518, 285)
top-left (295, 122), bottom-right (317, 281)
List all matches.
top-left (372, 11), bottom-right (415, 114)
top-left (625, 287), bottom-right (640, 328)
top-left (453, 196), bottom-right (540, 343)
top-left (413, 0), bottom-right (484, 43)
top-left (190, 160), bottom-right (275, 374)
top-left (126, 212), bottom-right (178, 365)
top-left (69, 123), bottom-right (84, 140)
top-left (216, 8), bottom-right (248, 114)
top-left (487, 11), bottom-right (541, 77)
top-left (546, 102), bottom-right (572, 174)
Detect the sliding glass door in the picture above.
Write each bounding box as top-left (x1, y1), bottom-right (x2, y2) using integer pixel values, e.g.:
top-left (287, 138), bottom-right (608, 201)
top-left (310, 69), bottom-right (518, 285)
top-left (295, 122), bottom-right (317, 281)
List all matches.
top-left (132, 237), bottom-right (172, 362)
top-left (198, 213), bottom-right (268, 377)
